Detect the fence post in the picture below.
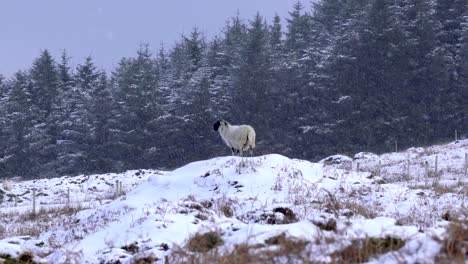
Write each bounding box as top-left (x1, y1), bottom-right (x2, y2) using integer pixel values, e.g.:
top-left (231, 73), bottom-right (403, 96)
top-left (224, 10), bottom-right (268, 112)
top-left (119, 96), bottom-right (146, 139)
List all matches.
top-left (357, 162), bottom-right (360, 173)
top-left (14, 194), bottom-right (17, 207)
top-left (458, 153), bottom-right (468, 184)
top-left (67, 188), bottom-right (70, 206)
top-left (395, 140), bottom-right (398, 152)
top-left (464, 153), bottom-right (467, 181)
top-left (435, 155), bottom-right (438, 178)
top-left (424, 161), bottom-right (429, 188)
top-left (463, 188), bottom-right (466, 208)
top-left (378, 160), bottom-right (381, 177)
top-left (115, 180), bottom-right (121, 196)
top-left (32, 189), bottom-right (36, 217)
top-left (406, 156), bottom-right (410, 180)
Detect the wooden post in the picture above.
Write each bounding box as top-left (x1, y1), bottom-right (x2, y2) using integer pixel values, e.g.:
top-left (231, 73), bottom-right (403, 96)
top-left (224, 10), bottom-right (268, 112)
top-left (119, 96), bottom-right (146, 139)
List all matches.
top-left (67, 188), bottom-right (70, 206)
top-left (406, 156), bottom-right (410, 179)
top-left (119, 181), bottom-right (123, 195)
top-left (14, 195), bottom-right (17, 207)
top-left (378, 160), bottom-right (381, 177)
top-left (458, 153), bottom-right (468, 183)
top-left (463, 188), bottom-right (466, 208)
top-left (395, 140), bottom-right (398, 152)
top-left (435, 155), bottom-right (438, 178)
top-left (32, 189), bottom-right (36, 216)
top-left (357, 162), bottom-right (360, 172)
top-left (115, 180), bottom-right (119, 196)
top-left (464, 153), bottom-right (467, 180)
top-left (424, 161), bottom-right (429, 188)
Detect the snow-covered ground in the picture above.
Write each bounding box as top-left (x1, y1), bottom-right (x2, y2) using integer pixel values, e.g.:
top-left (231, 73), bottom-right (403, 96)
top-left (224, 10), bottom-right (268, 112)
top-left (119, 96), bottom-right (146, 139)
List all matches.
top-left (0, 139), bottom-right (466, 263)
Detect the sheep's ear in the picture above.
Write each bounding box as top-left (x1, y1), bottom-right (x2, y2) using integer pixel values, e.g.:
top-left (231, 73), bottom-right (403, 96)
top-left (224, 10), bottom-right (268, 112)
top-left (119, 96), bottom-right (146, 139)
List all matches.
top-left (213, 120), bottom-right (221, 131)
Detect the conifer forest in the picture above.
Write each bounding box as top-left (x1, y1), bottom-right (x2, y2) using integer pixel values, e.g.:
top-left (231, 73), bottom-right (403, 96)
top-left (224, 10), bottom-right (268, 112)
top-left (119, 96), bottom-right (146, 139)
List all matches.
top-left (0, 0), bottom-right (467, 179)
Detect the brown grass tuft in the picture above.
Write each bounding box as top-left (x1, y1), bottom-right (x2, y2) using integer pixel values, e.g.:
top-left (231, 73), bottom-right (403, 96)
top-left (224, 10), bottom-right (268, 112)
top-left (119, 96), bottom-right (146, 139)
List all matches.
top-left (187, 231), bottom-right (224, 253)
top-left (220, 204), bottom-right (234, 217)
top-left (0, 251), bottom-right (36, 264)
top-left (435, 222), bottom-right (468, 264)
top-left (131, 255), bottom-right (158, 264)
top-left (340, 200), bottom-right (377, 219)
top-left (18, 252), bottom-right (35, 264)
top-left (169, 233), bottom-right (311, 263)
top-left (264, 233), bottom-right (309, 255)
top-left (312, 218), bottom-right (337, 232)
top-left (332, 236), bottom-right (405, 263)
top-left (122, 242), bottom-right (139, 254)
top-left (272, 207), bottom-right (298, 224)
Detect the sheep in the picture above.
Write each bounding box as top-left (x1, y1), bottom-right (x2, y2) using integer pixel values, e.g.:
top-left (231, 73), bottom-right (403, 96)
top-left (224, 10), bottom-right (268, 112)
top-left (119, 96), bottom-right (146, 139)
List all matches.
top-left (213, 119), bottom-right (256, 157)
top-left (2, 180), bottom-right (13, 191)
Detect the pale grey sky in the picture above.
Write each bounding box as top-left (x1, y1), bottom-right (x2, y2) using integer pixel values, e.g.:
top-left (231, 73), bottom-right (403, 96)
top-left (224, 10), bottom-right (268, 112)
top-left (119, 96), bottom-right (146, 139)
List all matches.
top-left (0, 0), bottom-right (308, 77)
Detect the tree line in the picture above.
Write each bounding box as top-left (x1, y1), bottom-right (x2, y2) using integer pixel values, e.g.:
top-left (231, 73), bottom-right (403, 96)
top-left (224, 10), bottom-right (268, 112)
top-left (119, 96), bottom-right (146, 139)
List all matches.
top-left (0, 0), bottom-right (467, 179)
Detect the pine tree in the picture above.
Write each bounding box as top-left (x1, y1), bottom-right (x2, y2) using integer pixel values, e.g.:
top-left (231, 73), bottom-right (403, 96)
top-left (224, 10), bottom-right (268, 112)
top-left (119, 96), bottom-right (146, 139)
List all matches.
top-left (180, 66), bottom-right (216, 162)
top-left (291, 0), bottom-right (343, 159)
top-left (327, 0), bottom-right (400, 152)
top-left (56, 56), bottom-right (99, 175)
top-left (29, 50), bottom-right (60, 177)
top-left (433, 0), bottom-right (468, 139)
top-left (171, 29), bottom-right (215, 163)
top-left (184, 28), bottom-right (205, 72)
top-left (56, 50), bottom-right (78, 175)
top-left (149, 45), bottom-right (185, 167)
top-left (284, 2), bottom-right (313, 100)
top-left (29, 50), bottom-right (59, 116)
top-left (313, 0), bottom-right (345, 33)
top-left (233, 13), bottom-right (276, 153)
top-left (112, 44), bottom-right (159, 169)
top-left (270, 14), bottom-right (283, 55)
top-left (220, 14), bottom-right (248, 121)
top-left (392, 0), bottom-right (441, 145)
top-left (285, 2), bottom-right (311, 54)
top-left (57, 50), bottom-right (74, 95)
top-left (2, 72), bottom-right (38, 177)
top-left (224, 14), bottom-right (248, 70)
top-left (269, 14), bottom-right (285, 92)
top-left (283, 3), bottom-right (323, 157)
top-left (457, 11), bottom-right (468, 134)
top-left (0, 74), bottom-right (7, 155)
top-left (87, 72), bottom-right (116, 172)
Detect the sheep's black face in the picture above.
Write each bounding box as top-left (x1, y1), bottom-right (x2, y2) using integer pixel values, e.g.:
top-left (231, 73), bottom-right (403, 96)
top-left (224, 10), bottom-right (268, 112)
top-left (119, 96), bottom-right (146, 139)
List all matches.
top-left (213, 120), bottom-right (221, 131)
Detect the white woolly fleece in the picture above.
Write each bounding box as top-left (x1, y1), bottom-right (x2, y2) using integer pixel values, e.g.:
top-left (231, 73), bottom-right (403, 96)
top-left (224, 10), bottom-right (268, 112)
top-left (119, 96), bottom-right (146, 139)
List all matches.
top-left (218, 123), bottom-right (256, 154)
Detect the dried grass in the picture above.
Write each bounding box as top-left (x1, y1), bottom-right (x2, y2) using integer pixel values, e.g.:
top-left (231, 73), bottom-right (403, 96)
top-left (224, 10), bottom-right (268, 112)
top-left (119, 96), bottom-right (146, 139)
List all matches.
top-left (435, 222), bottom-right (468, 264)
top-left (331, 236), bottom-right (405, 263)
top-left (187, 231), bottom-right (224, 253)
top-left (169, 233), bottom-right (311, 264)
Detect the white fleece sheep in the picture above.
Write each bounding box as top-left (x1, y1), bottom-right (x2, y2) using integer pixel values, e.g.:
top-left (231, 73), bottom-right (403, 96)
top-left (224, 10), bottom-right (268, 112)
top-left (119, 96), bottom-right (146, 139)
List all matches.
top-left (2, 180), bottom-right (13, 191)
top-left (213, 120), bottom-right (256, 156)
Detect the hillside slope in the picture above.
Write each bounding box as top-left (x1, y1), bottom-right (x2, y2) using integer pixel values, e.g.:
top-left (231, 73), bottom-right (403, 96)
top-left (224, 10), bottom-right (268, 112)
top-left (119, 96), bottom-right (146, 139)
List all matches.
top-left (0, 140), bottom-right (466, 263)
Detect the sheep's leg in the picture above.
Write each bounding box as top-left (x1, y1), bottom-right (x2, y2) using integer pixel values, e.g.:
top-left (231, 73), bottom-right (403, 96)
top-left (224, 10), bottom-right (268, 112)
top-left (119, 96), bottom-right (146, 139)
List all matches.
top-left (231, 148), bottom-right (241, 156)
top-left (239, 149), bottom-right (245, 167)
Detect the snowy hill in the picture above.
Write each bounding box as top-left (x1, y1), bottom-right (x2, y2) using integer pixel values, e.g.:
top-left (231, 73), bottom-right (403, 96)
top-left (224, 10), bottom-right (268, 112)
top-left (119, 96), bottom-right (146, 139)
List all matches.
top-left (0, 140), bottom-right (467, 263)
